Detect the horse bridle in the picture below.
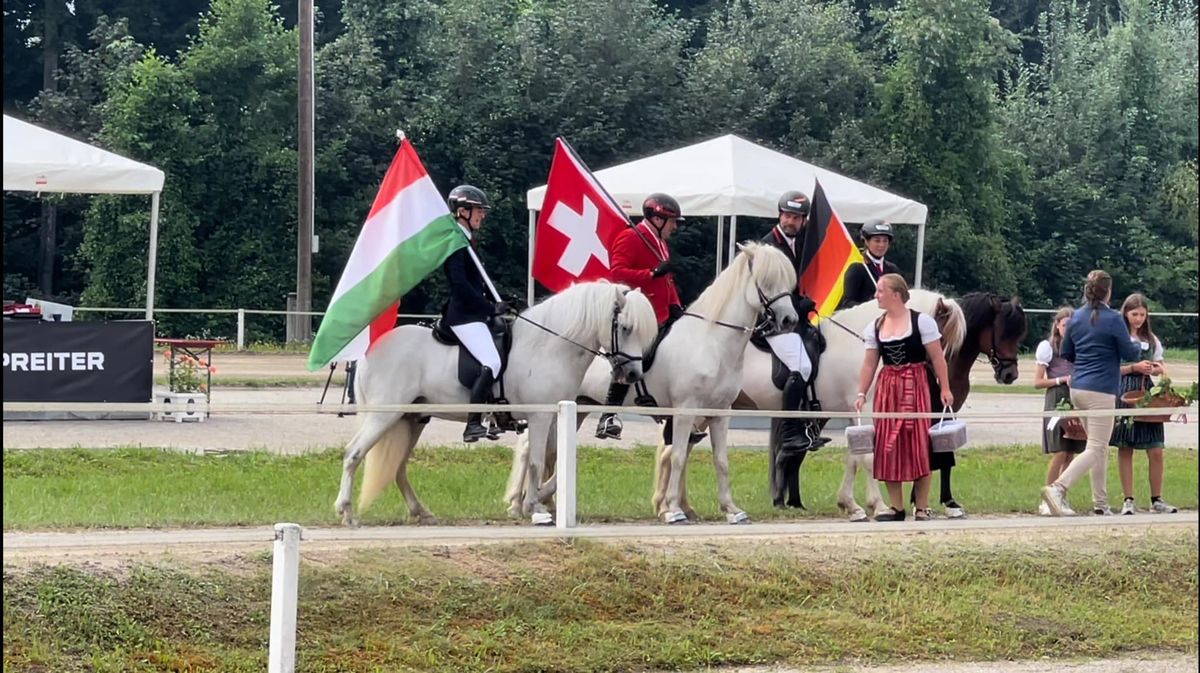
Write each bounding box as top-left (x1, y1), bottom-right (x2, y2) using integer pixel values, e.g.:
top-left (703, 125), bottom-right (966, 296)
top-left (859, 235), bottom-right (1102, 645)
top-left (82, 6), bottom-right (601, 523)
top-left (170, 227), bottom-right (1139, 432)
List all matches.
top-left (681, 257), bottom-right (793, 336)
top-left (512, 296), bottom-right (642, 373)
top-left (985, 325), bottom-right (1019, 372)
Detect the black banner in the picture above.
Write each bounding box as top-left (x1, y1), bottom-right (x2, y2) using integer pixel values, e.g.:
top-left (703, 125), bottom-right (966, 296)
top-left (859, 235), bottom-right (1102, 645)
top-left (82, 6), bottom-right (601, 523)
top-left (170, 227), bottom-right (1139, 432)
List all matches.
top-left (2, 320), bottom-right (154, 403)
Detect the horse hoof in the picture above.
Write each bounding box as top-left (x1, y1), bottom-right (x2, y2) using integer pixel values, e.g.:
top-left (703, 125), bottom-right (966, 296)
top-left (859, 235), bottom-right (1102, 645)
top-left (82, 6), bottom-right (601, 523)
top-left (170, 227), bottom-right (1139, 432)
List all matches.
top-left (847, 509), bottom-right (868, 523)
top-left (664, 511), bottom-right (689, 524)
top-left (417, 514), bottom-right (439, 526)
top-left (531, 511), bottom-right (554, 526)
top-left (726, 511), bottom-right (750, 525)
top-left (506, 505), bottom-right (523, 519)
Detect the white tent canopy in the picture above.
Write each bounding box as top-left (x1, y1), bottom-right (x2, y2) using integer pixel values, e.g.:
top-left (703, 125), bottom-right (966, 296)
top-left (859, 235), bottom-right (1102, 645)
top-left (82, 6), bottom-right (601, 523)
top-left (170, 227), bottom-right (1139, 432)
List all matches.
top-left (525, 134), bottom-right (929, 303)
top-left (3, 114), bottom-right (164, 317)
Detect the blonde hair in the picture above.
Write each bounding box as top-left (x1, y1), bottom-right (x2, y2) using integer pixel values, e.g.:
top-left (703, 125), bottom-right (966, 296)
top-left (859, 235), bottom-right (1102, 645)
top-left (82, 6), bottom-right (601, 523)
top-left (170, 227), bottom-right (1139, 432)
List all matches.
top-left (1120, 293), bottom-right (1157, 346)
top-left (1048, 306), bottom-right (1073, 356)
top-left (878, 273), bottom-right (909, 302)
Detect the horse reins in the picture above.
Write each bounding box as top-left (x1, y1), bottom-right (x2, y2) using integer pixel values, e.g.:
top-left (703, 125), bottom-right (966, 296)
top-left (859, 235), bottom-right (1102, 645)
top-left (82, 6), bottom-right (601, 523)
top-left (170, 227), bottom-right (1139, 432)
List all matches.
top-left (510, 299), bottom-right (642, 372)
top-left (680, 257), bottom-right (792, 336)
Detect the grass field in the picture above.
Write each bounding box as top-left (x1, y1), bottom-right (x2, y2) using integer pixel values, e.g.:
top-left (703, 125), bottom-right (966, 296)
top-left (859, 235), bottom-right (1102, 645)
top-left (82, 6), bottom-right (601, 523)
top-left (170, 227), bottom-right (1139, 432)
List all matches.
top-left (4, 445), bottom-right (1196, 529)
top-left (3, 532), bottom-right (1196, 672)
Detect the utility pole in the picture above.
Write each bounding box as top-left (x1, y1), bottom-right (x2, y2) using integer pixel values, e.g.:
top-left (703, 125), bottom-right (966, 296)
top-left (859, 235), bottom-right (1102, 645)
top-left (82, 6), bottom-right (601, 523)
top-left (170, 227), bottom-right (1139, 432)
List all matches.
top-left (295, 0), bottom-right (315, 342)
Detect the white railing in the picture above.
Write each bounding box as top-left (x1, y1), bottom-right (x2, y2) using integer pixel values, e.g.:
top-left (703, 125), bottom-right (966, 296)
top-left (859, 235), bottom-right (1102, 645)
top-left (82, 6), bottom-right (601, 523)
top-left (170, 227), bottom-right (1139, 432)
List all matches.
top-left (62, 305), bottom-right (1200, 352)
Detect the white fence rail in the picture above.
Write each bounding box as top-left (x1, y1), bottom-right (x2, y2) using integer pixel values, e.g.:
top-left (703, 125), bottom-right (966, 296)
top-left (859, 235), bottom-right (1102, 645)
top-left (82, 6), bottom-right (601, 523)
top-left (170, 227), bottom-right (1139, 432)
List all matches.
top-left (64, 305), bottom-right (1200, 351)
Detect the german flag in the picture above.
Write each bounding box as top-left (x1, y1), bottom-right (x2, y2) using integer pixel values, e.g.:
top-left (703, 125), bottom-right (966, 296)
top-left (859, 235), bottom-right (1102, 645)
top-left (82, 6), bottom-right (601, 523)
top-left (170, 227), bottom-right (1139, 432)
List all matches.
top-left (798, 179), bottom-right (865, 321)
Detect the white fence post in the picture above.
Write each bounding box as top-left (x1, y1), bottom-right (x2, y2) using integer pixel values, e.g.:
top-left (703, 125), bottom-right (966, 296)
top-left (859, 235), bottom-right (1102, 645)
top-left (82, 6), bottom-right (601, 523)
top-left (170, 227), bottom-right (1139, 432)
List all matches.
top-left (268, 522), bottom-right (302, 673)
top-left (237, 308), bottom-right (246, 351)
top-left (556, 400), bottom-right (578, 529)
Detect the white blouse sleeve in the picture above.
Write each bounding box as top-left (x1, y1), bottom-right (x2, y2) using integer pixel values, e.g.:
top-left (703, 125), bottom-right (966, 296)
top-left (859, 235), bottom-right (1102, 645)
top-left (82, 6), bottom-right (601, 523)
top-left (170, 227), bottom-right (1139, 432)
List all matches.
top-left (1152, 337), bottom-right (1164, 362)
top-left (863, 322), bottom-right (879, 350)
top-left (1035, 340), bottom-right (1054, 366)
top-left (917, 312), bottom-right (942, 345)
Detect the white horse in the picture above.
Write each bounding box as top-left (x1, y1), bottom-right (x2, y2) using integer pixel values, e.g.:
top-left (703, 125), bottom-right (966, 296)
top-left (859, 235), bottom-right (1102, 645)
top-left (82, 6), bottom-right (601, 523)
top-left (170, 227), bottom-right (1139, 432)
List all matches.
top-left (334, 280), bottom-right (658, 526)
top-left (505, 242), bottom-right (800, 524)
top-left (732, 290), bottom-right (966, 520)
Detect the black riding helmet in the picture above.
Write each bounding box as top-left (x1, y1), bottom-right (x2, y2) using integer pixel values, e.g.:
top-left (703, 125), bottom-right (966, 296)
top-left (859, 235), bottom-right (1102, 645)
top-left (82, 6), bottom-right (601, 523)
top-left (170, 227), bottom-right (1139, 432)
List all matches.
top-left (778, 191), bottom-right (810, 216)
top-left (642, 193), bottom-right (685, 222)
top-left (860, 218), bottom-right (894, 240)
top-left (448, 185), bottom-right (491, 215)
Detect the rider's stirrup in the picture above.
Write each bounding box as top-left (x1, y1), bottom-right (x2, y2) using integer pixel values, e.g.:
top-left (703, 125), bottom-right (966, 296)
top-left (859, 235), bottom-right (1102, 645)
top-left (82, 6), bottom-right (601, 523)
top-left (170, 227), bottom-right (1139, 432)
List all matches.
top-left (596, 414), bottom-right (623, 440)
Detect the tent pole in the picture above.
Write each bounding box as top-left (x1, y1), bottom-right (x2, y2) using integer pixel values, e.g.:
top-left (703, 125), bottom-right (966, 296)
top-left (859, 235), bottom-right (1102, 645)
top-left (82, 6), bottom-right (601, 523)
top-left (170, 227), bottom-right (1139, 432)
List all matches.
top-left (728, 215), bottom-right (738, 266)
top-left (145, 191), bottom-right (161, 321)
top-left (715, 215), bottom-right (724, 277)
top-left (527, 209), bottom-right (537, 307)
top-left (915, 220), bottom-right (926, 289)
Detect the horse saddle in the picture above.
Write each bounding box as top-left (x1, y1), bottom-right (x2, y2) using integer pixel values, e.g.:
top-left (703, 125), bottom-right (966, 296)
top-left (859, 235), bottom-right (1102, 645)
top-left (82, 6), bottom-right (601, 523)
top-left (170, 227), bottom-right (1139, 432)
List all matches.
top-left (639, 312), bottom-right (682, 374)
top-left (750, 322), bottom-right (826, 391)
top-left (430, 316), bottom-right (514, 389)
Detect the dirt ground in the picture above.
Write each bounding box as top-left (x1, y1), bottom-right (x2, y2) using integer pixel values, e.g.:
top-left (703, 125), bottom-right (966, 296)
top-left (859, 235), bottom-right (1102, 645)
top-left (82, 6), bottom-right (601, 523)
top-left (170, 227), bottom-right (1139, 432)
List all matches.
top-left (4, 385), bottom-right (1196, 453)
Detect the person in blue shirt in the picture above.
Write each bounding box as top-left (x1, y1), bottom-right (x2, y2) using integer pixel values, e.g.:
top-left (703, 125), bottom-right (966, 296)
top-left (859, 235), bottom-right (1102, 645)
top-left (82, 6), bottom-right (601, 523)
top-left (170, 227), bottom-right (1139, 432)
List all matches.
top-left (1041, 270), bottom-right (1143, 516)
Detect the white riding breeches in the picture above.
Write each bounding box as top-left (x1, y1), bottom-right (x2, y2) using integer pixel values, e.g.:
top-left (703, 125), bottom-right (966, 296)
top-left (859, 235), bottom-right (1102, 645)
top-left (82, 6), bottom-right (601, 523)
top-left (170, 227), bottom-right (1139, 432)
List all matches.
top-left (766, 332), bottom-right (812, 381)
top-left (450, 322), bottom-right (502, 373)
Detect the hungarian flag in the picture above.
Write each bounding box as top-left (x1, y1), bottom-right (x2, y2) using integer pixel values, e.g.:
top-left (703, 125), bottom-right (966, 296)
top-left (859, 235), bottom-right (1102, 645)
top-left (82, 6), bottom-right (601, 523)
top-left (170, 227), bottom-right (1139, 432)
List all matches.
top-left (532, 137), bottom-right (630, 292)
top-left (798, 178), bottom-right (865, 320)
top-left (307, 139), bottom-right (466, 371)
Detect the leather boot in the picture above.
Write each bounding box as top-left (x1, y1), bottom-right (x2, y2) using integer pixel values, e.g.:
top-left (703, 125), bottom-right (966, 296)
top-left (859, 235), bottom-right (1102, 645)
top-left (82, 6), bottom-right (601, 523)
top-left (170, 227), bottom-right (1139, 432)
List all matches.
top-left (800, 397), bottom-right (831, 452)
top-left (463, 366), bottom-right (495, 443)
top-left (595, 380), bottom-right (631, 439)
top-left (777, 372), bottom-right (816, 455)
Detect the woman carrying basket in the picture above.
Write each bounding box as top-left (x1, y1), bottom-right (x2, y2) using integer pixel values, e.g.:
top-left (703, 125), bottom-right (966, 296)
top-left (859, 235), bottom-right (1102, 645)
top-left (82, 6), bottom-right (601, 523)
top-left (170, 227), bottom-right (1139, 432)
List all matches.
top-left (1111, 294), bottom-right (1176, 515)
top-left (854, 274), bottom-right (954, 521)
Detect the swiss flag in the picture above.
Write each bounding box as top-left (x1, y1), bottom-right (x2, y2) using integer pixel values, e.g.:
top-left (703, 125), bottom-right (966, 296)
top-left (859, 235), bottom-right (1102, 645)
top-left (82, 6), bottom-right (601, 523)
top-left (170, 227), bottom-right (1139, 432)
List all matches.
top-left (532, 138), bottom-right (630, 292)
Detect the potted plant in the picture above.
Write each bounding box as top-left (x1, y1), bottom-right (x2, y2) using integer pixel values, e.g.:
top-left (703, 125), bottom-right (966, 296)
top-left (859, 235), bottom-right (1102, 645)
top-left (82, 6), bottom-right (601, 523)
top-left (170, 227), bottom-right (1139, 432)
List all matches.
top-left (1120, 378), bottom-right (1198, 424)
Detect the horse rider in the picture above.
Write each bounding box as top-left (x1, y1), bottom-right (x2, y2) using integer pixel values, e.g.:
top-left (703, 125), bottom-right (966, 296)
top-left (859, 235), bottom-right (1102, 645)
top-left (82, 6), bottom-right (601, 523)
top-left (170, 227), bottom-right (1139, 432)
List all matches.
top-left (442, 184), bottom-right (509, 443)
top-left (594, 193), bottom-right (685, 440)
top-left (839, 218), bottom-right (901, 309)
top-left (762, 190), bottom-right (830, 453)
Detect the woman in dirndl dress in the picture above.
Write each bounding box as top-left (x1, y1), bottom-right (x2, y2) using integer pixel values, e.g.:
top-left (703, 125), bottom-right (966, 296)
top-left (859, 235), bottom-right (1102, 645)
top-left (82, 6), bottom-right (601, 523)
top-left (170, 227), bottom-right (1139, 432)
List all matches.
top-left (855, 274), bottom-right (955, 521)
top-left (1034, 307), bottom-right (1085, 516)
top-left (1111, 294), bottom-right (1176, 515)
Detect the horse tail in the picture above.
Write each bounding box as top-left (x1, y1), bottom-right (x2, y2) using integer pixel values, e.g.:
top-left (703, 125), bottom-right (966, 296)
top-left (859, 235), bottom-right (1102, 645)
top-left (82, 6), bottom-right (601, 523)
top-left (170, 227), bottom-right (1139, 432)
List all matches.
top-left (940, 297), bottom-right (967, 361)
top-left (358, 418), bottom-right (412, 511)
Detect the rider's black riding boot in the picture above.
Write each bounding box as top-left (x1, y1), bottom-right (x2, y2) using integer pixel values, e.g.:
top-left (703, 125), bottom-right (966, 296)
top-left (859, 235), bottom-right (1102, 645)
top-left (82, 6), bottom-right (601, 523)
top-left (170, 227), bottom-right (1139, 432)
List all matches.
top-left (778, 372), bottom-right (817, 454)
top-left (595, 380), bottom-right (630, 440)
top-left (463, 366), bottom-right (495, 443)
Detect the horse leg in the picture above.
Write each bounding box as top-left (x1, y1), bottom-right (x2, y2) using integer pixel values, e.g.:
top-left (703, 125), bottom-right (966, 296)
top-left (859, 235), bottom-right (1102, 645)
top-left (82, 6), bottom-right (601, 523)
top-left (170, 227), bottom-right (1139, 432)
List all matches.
top-left (680, 440), bottom-right (700, 521)
top-left (836, 451), bottom-right (869, 522)
top-left (651, 440), bottom-right (671, 517)
top-left (661, 414), bottom-right (694, 524)
top-left (862, 454), bottom-right (890, 518)
top-left (522, 413), bottom-right (555, 525)
top-left (335, 411), bottom-right (402, 526)
top-left (386, 418), bottom-right (436, 525)
top-left (710, 417), bottom-right (748, 524)
top-left (504, 429), bottom-right (532, 517)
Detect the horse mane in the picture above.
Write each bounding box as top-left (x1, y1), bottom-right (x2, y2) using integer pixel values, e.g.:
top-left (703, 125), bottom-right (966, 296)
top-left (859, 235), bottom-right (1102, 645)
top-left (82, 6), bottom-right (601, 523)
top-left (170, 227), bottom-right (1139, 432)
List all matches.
top-left (687, 242), bottom-right (795, 321)
top-left (959, 292), bottom-right (1027, 341)
top-left (827, 289), bottom-right (965, 359)
top-left (523, 280), bottom-right (656, 349)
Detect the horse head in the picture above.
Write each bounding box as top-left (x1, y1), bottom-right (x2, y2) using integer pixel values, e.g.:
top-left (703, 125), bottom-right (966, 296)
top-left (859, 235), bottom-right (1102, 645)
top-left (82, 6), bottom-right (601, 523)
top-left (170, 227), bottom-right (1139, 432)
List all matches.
top-left (960, 292), bottom-right (1026, 384)
top-left (608, 285), bottom-right (657, 384)
top-left (737, 242), bottom-right (800, 335)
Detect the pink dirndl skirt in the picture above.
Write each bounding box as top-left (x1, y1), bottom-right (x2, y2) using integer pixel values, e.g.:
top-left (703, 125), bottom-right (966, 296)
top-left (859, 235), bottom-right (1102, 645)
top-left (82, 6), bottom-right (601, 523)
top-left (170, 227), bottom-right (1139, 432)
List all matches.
top-left (872, 363), bottom-right (932, 483)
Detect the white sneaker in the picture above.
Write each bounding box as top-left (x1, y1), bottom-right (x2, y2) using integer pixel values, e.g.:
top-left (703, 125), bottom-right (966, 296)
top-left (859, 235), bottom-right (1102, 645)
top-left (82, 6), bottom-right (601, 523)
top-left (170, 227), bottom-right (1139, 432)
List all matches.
top-left (1038, 501), bottom-right (1051, 516)
top-left (1151, 499), bottom-right (1178, 514)
top-left (1041, 485), bottom-right (1068, 516)
top-left (1093, 506), bottom-right (1114, 516)
top-left (1061, 502), bottom-right (1077, 516)
top-left (1121, 498), bottom-right (1136, 516)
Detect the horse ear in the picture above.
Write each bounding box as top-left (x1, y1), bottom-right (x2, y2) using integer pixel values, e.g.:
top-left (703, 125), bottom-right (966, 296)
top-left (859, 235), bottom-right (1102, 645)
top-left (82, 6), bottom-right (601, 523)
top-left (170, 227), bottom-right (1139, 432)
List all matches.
top-left (735, 241), bottom-right (750, 255)
top-left (615, 287), bottom-right (628, 308)
top-left (989, 295), bottom-right (1002, 312)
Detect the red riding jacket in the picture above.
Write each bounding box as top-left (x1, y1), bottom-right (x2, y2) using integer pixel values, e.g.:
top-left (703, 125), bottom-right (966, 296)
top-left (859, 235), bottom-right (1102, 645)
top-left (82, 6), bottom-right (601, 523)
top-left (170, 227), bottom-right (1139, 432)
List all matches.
top-left (609, 222), bottom-right (680, 326)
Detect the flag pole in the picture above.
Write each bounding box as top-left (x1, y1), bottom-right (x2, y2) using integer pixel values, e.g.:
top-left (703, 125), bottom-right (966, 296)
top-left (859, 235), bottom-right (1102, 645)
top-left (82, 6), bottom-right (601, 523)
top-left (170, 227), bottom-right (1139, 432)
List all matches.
top-left (558, 137), bottom-right (666, 264)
